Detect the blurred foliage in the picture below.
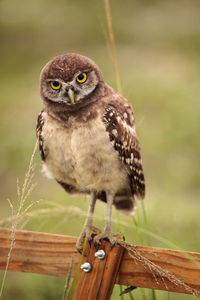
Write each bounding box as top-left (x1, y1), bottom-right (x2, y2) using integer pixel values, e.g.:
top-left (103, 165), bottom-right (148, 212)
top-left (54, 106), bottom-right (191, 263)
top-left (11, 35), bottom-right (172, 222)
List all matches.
top-left (0, 0), bottom-right (200, 299)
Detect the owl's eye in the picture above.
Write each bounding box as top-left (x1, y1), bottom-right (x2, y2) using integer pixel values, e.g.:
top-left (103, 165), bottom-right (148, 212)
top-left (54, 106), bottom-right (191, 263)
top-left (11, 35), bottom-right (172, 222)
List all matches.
top-left (50, 81), bottom-right (61, 90)
top-left (76, 72), bottom-right (87, 84)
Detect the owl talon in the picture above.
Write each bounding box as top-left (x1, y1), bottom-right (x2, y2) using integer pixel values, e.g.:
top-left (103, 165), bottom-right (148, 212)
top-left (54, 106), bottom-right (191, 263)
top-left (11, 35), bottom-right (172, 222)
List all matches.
top-left (76, 247), bottom-right (86, 256)
top-left (93, 231), bottom-right (124, 248)
top-left (111, 241), bottom-right (116, 250)
top-left (76, 225), bottom-right (101, 254)
top-left (88, 237), bottom-right (92, 248)
top-left (76, 232), bottom-right (87, 255)
top-left (94, 240), bottom-right (99, 250)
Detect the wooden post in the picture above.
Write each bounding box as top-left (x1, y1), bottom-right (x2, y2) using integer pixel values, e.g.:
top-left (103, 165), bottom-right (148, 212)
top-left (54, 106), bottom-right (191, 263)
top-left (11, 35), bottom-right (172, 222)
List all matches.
top-left (68, 240), bottom-right (125, 300)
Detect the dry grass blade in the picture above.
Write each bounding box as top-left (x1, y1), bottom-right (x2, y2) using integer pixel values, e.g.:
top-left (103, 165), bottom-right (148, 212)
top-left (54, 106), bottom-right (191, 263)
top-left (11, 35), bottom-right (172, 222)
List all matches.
top-left (104, 0), bottom-right (122, 94)
top-left (0, 140), bottom-right (38, 298)
top-left (121, 241), bottom-right (200, 298)
top-left (0, 206), bottom-right (84, 227)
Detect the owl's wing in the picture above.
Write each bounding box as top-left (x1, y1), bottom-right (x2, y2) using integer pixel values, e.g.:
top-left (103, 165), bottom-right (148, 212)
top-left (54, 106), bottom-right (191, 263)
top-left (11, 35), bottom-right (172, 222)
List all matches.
top-left (102, 104), bottom-right (145, 199)
top-left (36, 110), bottom-right (46, 161)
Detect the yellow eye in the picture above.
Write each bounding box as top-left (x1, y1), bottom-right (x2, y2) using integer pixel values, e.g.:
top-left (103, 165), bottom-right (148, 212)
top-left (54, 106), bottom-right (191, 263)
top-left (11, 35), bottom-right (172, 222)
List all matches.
top-left (76, 72), bottom-right (87, 84)
top-left (50, 81), bottom-right (61, 90)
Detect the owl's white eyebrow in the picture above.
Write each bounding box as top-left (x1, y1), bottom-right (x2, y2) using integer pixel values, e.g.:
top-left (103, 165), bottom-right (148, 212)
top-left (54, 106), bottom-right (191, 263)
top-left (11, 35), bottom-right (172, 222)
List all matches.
top-left (47, 79), bottom-right (65, 84)
top-left (74, 70), bottom-right (90, 77)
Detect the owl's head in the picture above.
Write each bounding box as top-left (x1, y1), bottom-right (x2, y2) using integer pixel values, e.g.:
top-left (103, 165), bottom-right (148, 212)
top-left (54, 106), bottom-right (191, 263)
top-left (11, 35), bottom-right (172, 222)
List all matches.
top-left (40, 53), bottom-right (105, 107)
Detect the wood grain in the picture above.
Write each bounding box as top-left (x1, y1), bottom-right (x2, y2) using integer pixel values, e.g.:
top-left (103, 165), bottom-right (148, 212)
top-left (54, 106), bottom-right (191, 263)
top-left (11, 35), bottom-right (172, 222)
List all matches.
top-left (0, 227), bottom-right (79, 277)
top-left (0, 228), bottom-right (200, 296)
top-left (68, 240), bottom-right (124, 300)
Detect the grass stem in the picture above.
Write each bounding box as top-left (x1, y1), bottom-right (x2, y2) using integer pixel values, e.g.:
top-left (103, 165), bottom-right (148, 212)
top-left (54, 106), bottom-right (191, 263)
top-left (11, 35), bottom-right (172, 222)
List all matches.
top-left (0, 141), bottom-right (38, 298)
top-left (104, 0), bottom-right (122, 93)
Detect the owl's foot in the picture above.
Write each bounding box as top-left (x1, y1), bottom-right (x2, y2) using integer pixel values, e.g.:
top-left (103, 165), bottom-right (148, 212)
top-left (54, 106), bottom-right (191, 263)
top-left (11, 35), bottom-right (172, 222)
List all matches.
top-left (76, 225), bottom-right (101, 254)
top-left (93, 230), bottom-right (125, 249)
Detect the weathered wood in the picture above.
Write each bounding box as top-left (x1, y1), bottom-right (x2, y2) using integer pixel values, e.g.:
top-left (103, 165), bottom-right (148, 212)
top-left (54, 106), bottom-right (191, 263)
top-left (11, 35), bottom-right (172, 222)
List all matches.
top-left (0, 228), bottom-right (200, 296)
top-left (0, 228), bottom-right (79, 277)
top-left (116, 244), bottom-right (200, 296)
top-left (68, 240), bottom-right (124, 300)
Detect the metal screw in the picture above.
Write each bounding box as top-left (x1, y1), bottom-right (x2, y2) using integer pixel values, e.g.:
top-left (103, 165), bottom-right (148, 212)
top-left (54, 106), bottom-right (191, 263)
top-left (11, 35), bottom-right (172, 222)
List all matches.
top-left (95, 249), bottom-right (106, 260)
top-left (80, 262), bottom-right (92, 273)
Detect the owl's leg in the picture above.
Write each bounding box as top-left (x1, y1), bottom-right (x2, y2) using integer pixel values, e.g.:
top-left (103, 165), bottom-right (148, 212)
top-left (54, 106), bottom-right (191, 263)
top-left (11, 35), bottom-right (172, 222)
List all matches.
top-left (76, 191), bottom-right (101, 253)
top-left (93, 193), bottom-right (124, 247)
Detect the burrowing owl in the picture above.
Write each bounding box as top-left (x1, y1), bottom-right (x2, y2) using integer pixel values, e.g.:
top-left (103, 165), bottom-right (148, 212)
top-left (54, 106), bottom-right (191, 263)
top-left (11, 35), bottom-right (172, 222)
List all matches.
top-left (37, 53), bottom-right (145, 252)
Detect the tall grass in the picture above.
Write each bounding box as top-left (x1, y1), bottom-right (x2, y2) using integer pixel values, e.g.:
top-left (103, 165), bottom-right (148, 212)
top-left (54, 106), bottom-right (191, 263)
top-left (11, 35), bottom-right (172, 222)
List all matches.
top-left (0, 141), bottom-right (38, 298)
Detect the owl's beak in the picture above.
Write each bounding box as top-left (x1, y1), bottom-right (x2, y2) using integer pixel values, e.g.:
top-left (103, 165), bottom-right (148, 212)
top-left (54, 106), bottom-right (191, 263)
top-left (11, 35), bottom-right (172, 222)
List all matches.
top-left (68, 88), bottom-right (75, 104)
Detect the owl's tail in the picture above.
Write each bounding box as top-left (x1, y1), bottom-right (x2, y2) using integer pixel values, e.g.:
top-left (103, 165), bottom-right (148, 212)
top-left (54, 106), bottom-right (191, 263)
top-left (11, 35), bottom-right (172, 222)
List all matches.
top-left (114, 195), bottom-right (136, 215)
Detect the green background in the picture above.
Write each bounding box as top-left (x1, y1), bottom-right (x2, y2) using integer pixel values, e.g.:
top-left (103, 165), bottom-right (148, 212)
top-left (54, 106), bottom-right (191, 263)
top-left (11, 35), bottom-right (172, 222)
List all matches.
top-left (0, 0), bottom-right (200, 299)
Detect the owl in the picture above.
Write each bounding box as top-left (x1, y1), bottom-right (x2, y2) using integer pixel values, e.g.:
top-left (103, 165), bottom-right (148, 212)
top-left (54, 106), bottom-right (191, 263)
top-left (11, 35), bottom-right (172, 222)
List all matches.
top-left (37, 53), bottom-right (145, 252)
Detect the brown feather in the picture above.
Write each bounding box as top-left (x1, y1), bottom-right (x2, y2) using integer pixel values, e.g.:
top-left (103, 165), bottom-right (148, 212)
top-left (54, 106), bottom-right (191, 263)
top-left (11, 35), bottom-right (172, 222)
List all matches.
top-left (102, 104), bottom-right (145, 199)
top-left (36, 110), bottom-right (46, 161)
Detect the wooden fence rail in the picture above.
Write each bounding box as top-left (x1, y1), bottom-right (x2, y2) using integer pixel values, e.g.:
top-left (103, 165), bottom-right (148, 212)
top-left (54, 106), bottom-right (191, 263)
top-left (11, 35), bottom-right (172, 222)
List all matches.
top-left (0, 228), bottom-right (200, 298)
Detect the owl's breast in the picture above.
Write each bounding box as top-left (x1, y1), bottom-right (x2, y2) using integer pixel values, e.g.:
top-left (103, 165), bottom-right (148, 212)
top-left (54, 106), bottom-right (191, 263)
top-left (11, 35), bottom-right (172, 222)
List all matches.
top-left (42, 113), bottom-right (129, 194)
top-left (41, 114), bottom-right (76, 186)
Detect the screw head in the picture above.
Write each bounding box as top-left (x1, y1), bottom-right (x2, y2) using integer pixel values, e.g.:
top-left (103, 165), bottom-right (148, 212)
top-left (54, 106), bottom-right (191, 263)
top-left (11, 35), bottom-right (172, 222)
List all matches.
top-left (95, 249), bottom-right (106, 260)
top-left (80, 262), bottom-right (92, 273)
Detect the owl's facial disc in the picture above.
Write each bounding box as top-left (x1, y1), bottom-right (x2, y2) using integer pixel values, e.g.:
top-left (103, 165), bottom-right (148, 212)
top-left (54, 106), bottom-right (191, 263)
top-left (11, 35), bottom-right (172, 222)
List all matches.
top-left (43, 70), bottom-right (98, 105)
